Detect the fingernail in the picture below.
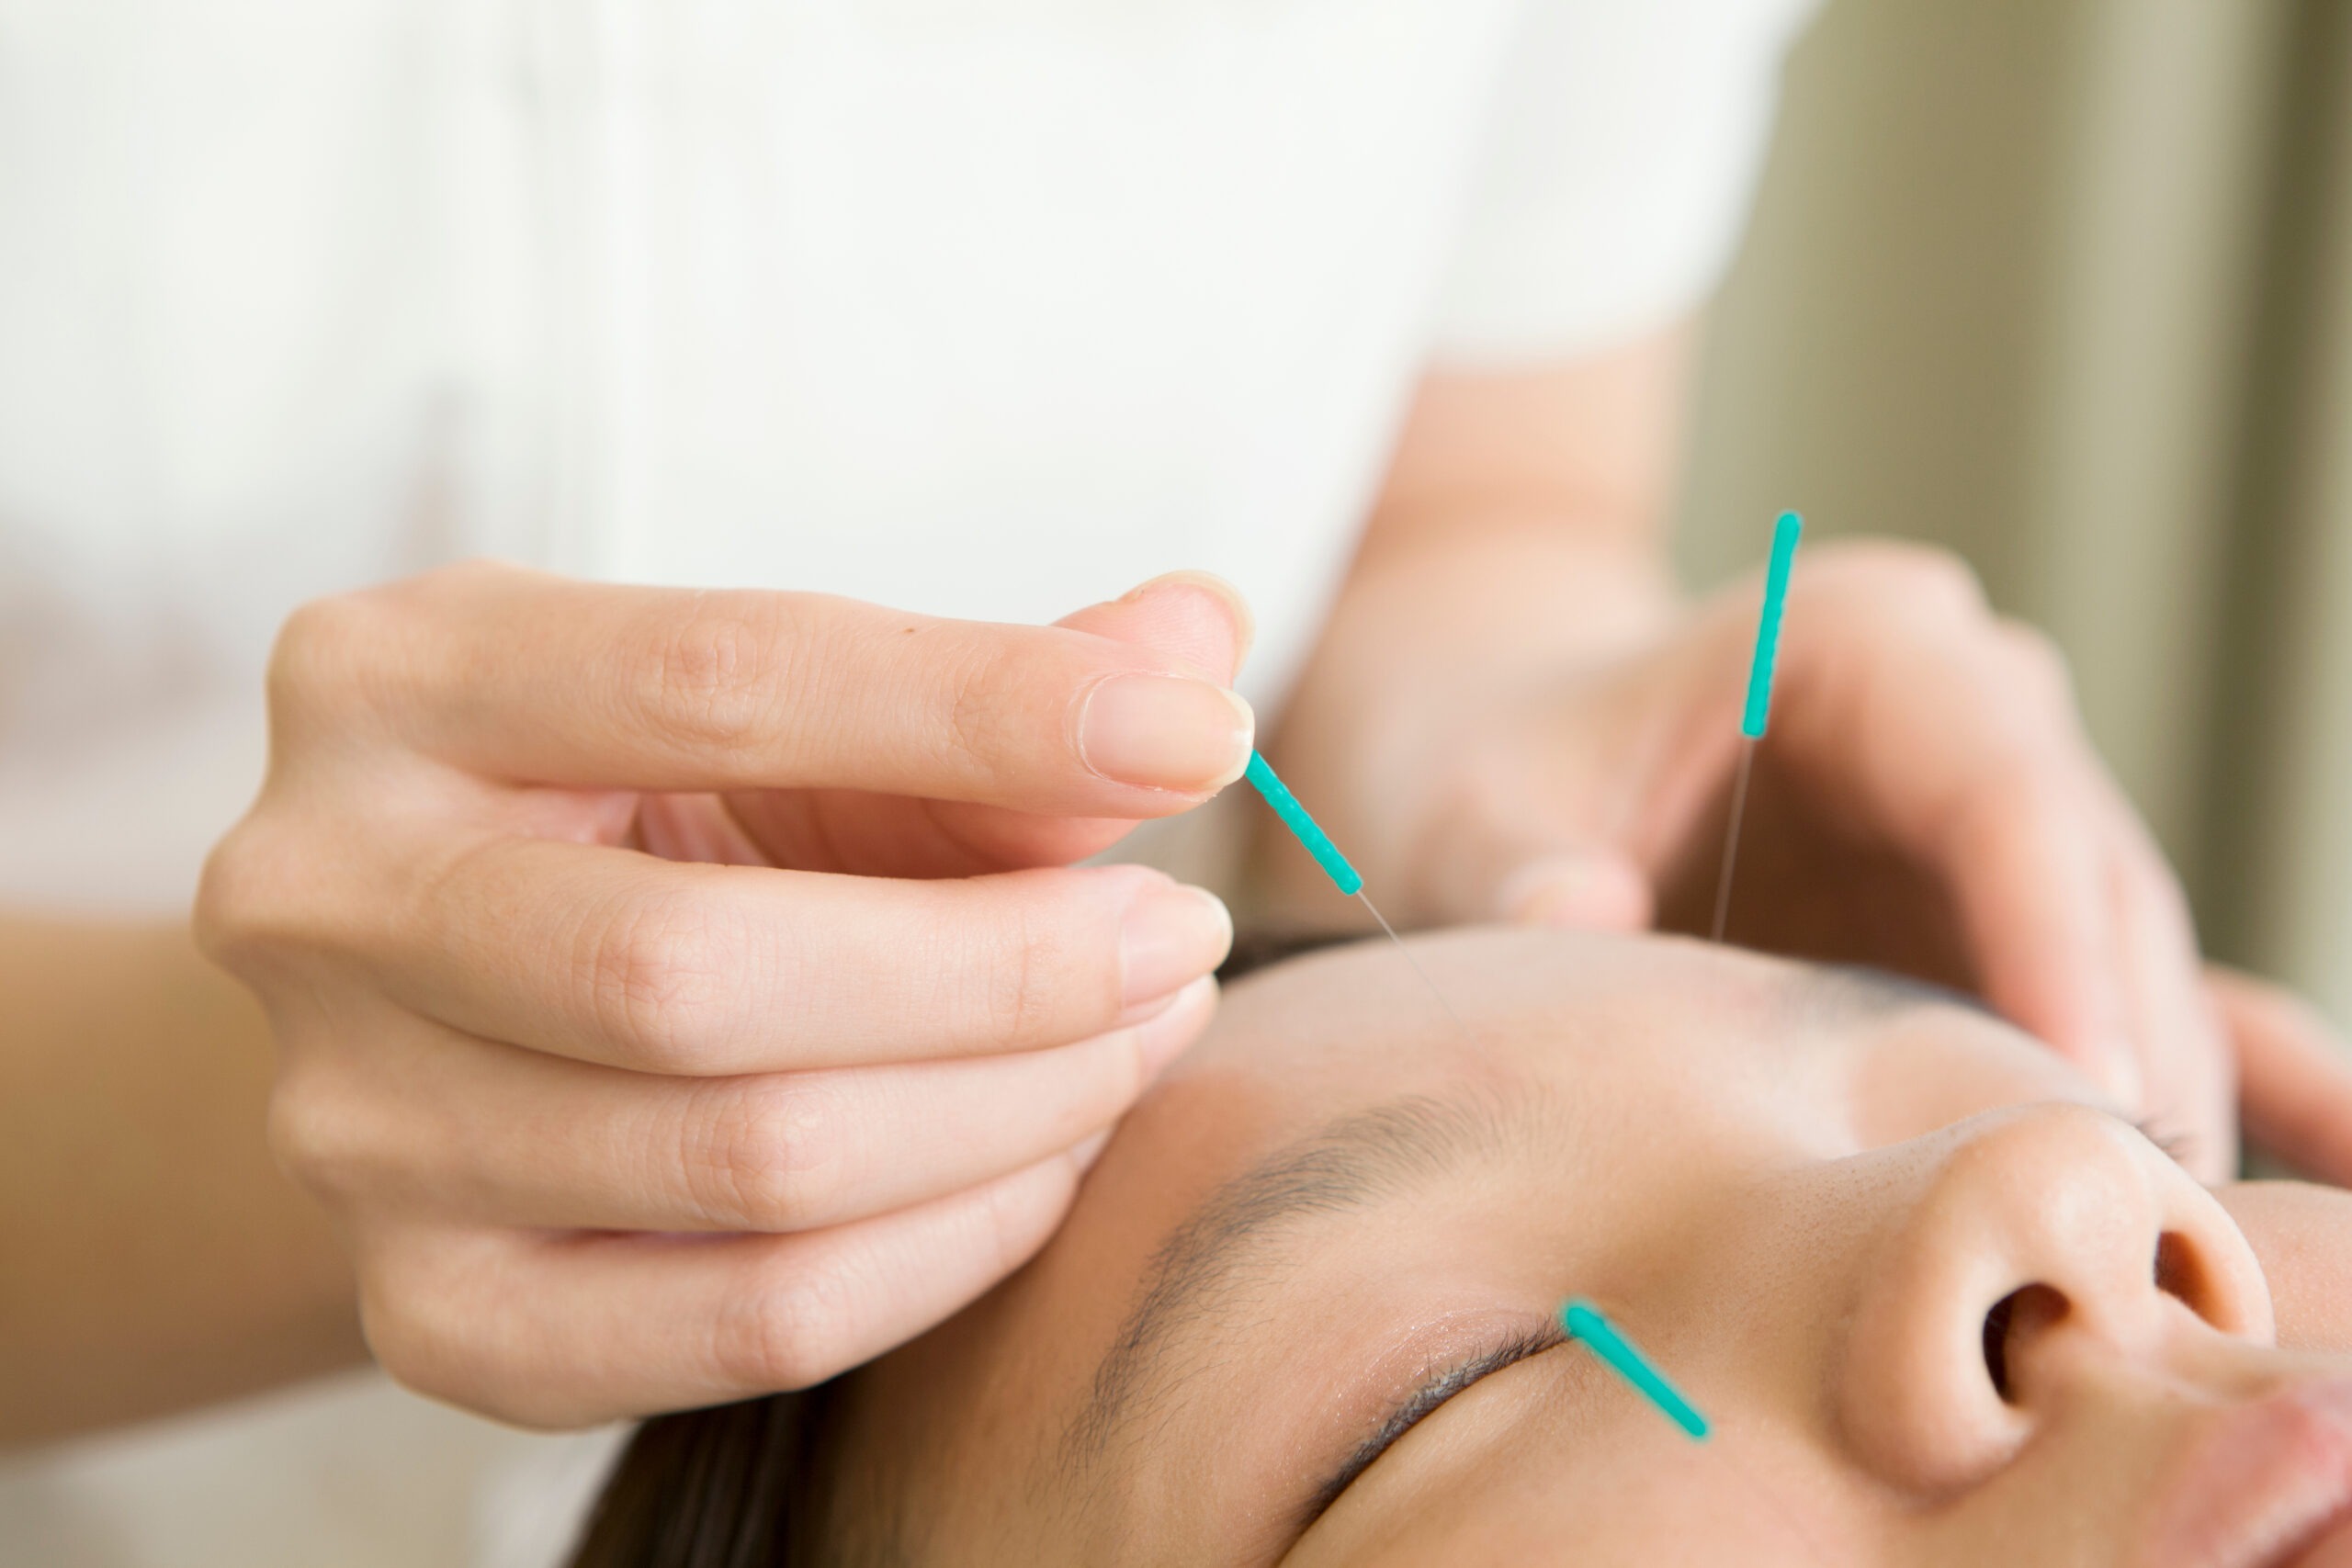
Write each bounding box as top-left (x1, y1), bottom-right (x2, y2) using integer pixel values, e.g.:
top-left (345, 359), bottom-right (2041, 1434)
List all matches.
top-left (1134, 976), bottom-right (1216, 1080)
top-left (1120, 883), bottom-right (1233, 1007)
top-left (1079, 674), bottom-right (1255, 792)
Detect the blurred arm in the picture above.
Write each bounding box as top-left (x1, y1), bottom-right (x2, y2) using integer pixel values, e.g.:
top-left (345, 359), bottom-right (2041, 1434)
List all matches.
top-left (1263, 323), bottom-right (1694, 903)
top-left (0, 916), bottom-right (362, 1448)
top-left (1306, 321), bottom-right (1692, 721)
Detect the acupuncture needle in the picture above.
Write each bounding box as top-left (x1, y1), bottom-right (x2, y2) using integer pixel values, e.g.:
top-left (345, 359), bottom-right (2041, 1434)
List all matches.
top-left (1711, 511), bottom-right (1804, 943)
top-left (1238, 746), bottom-right (1834, 1560)
top-left (1566, 1299), bottom-right (1838, 1564)
top-left (1240, 750), bottom-right (1480, 1046)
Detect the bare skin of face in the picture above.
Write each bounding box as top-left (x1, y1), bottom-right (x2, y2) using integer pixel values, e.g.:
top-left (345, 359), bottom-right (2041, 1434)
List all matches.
top-left (823, 929), bottom-right (2352, 1568)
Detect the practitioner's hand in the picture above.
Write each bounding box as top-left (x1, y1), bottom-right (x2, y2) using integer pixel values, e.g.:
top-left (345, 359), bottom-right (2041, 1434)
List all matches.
top-left (1370, 543), bottom-right (2235, 1179)
top-left (197, 563), bottom-right (1250, 1427)
top-left (2213, 964), bottom-right (2352, 1185)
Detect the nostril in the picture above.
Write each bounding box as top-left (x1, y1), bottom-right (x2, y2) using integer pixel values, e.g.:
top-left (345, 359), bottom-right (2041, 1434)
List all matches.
top-left (1983, 1285), bottom-right (2067, 1403)
top-left (2154, 1231), bottom-right (2207, 1316)
top-left (1983, 1292), bottom-right (2017, 1401)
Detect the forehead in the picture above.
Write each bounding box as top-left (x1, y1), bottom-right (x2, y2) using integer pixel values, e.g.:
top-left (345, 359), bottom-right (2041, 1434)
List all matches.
top-left (860, 931), bottom-right (2084, 1554)
top-left (1205, 925), bottom-right (2040, 1080)
top-left (1055, 939), bottom-right (2013, 1498)
top-left (1160, 927), bottom-right (2090, 1240)
top-left (1189, 928), bottom-right (1836, 1111)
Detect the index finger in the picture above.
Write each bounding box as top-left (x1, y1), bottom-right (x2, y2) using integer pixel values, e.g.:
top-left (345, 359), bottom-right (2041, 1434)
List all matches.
top-left (1765, 591), bottom-right (2135, 1094)
top-left (274, 563), bottom-right (1254, 814)
top-left (2218, 965), bottom-right (2352, 1184)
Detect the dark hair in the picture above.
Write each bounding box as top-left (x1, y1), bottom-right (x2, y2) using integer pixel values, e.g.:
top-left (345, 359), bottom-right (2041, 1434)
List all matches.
top-left (568, 1387), bottom-right (841, 1568)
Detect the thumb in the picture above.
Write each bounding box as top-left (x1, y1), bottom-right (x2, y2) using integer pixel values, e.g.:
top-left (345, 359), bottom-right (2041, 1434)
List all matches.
top-left (2215, 964), bottom-right (2352, 1185)
top-left (1057, 571), bottom-right (1255, 689)
top-left (1494, 846), bottom-right (1654, 931)
top-left (1401, 751), bottom-right (1665, 926)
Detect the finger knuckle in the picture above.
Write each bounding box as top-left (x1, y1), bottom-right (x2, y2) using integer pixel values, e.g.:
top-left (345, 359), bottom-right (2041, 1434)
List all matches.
top-left (356, 1265), bottom-right (477, 1409)
top-left (265, 1064), bottom-right (366, 1198)
top-left (683, 1076), bottom-right (845, 1229)
top-left (718, 1258), bottom-right (859, 1390)
top-left (197, 814), bottom-right (353, 981)
top-left (359, 1238), bottom-right (587, 1428)
top-left (267, 588), bottom-right (412, 732)
top-left (643, 596), bottom-right (794, 761)
top-left (581, 884), bottom-right (738, 1069)
top-left (266, 596), bottom-right (365, 716)
top-left (354, 1277), bottom-right (426, 1383)
top-left (193, 820), bottom-right (288, 971)
top-left (956, 886), bottom-right (1081, 1050)
top-left (271, 563), bottom-right (524, 739)
top-left (940, 634), bottom-right (1028, 777)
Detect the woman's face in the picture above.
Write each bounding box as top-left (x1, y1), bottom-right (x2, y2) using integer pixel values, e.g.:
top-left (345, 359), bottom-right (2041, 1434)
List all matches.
top-left (838, 930), bottom-right (2352, 1566)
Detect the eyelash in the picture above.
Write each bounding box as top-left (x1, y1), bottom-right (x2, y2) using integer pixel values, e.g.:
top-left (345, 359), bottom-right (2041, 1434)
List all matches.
top-left (1300, 1115), bottom-right (2184, 1529)
top-left (2133, 1117), bottom-right (2193, 1167)
top-left (1302, 1322), bottom-right (1569, 1524)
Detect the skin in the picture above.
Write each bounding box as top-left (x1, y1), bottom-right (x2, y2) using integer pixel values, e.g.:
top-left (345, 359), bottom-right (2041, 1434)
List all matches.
top-left (14, 333), bottom-right (2352, 1438)
top-left (0, 920), bottom-right (359, 1445)
top-left (834, 928), bottom-right (2352, 1567)
top-left (191, 568), bottom-right (1252, 1427)
top-left (1281, 335), bottom-right (2251, 1179)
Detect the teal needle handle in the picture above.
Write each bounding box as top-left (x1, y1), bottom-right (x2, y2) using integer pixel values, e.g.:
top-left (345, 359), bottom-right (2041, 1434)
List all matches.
top-left (1242, 751), bottom-right (1363, 896)
top-left (1563, 1298), bottom-right (1711, 1440)
top-left (1741, 511), bottom-right (1804, 739)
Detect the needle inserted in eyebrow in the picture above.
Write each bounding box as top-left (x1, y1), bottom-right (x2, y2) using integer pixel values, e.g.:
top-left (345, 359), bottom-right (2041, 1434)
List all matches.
top-left (1712, 511), bottom-right (1803, 944)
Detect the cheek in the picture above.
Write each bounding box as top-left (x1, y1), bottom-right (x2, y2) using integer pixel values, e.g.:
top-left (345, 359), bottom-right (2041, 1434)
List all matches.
top-left (2221, 1183), bottom-right (2352, 1354)
top-left (1295, 1425), bottom-right (1860, 1567)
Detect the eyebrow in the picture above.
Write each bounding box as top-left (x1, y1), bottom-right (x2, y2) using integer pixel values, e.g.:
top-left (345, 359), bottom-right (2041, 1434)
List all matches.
top-left (1064, 1091), bottom-right (1529, 1466)
top-left (1057, 963), bottom-right (1990, 1471)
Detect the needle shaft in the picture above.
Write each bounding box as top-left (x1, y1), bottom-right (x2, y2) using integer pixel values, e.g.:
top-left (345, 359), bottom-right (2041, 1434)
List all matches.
top-left (1710, 738), bottom-right (1757, 943)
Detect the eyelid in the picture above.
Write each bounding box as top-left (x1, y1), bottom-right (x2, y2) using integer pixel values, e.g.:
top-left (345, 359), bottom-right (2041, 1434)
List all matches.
top-left (2131, 1115), bottom-right (2194, 1168)
top-left (1300, 1320), bottom-right (1569, 1527)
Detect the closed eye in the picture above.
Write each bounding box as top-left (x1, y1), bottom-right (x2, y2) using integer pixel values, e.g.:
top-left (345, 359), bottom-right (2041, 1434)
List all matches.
top-left (2133, 1116), bottom-right (2193, 1168)
top-left (1299, 1320), bottom-right (1569, 1527)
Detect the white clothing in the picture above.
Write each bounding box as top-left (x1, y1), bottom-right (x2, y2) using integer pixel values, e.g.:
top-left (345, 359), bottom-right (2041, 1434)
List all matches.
top-left (0, 0), bottom-right (1814, 1562)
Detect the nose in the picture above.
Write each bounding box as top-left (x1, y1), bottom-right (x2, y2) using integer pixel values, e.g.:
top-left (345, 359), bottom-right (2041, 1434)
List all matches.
top-left (1835, 1102), bottom-right (2270, 1495)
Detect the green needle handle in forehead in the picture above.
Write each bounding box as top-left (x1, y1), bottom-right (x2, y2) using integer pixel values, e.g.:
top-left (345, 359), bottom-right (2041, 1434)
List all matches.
top-left (1562, 1299), bottom-right (1711, 1440)
top-left (1242, 750), bottom-right (1363, 896)
top-left (1741, 511), bottom-right (1804, 739)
